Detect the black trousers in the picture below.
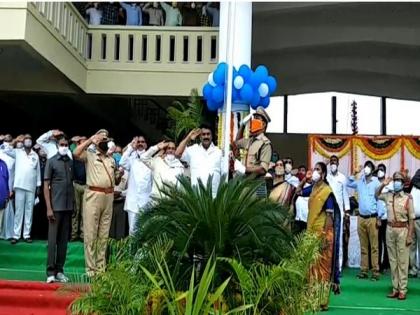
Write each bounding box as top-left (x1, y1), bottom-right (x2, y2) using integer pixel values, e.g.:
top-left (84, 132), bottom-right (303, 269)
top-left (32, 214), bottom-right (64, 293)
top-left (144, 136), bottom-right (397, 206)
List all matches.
top-left (47, 211), bottom-right (72, 276)
top-left (378, 219), bottom-right (390, 271)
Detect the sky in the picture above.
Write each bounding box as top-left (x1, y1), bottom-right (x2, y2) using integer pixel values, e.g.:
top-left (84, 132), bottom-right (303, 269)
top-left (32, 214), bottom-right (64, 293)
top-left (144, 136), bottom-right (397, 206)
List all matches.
top-left (265, 92), bottom-right (420, 136)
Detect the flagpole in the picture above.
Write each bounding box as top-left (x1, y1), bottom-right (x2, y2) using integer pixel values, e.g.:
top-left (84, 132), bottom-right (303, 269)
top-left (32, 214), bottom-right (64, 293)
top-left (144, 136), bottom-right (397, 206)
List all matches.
top-left (222, 1), bottom-right (236, 180)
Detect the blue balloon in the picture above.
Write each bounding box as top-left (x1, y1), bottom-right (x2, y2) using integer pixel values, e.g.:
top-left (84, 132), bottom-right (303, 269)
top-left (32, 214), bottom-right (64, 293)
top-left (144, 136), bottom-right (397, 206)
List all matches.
top-left (214, 63), bottom-right (227, 85)
top-left (255, 65), bottom-right (269, 78)
top-left (250, 102), bottom-right (259, 110)
top-left (238, 64), bottom-right (252, 81)
top-left (260, 96), bottom-right (270, 108)
top-left (239, 83), bottom-right (253, 103)
top-left (232, 88), bottom-right (240, 102)
top-left (212, 86), bottom-right (224, 103)
top-left (250, 92), bottom-right (260, 107)
top-left (248, 72), bottom-right (262, 89)
top-left (266, 76), bottom-right (277, 94)
top-left (207, 100), bottom-right (219, 112)
top-left (202, 83), bottom-right (213, 100)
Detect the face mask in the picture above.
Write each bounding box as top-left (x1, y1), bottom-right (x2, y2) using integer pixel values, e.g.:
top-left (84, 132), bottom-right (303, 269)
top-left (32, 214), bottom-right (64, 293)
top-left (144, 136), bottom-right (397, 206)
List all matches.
top-left (191, 2), bottom-right (196, 9)
top-left (285, 163), bottom-right (292, 174)
top-left (297, 173), bottom-right (306, 181)
top-left (393, 181), bottom-right (403, 192)
top-left (98, 141), bottom-right (109, 153)
top-left (113, 153), bottom-right (122, 165)
top-left (250, 119), bottom-right (264, 134)
top-left (274, 166), bottom-right (285, 176)
top-left (58, 146), bottom-right (69, 156)
top-left (377, 170), bottom-right (385, 179)
top-left (165, 154), bottom-right (175, 162)
top-left (24, 139), bottom-right (32, 148)
top-left (312, 170), bottom-right (321, 182)
top-left (153, 2), bottom-right (158, 8)
top-left (331, 164), bottom-right (338, 173)
top-left (364, 166), bottom-right (372, 176)
top-left (16, 142), bottom-right (23, 149)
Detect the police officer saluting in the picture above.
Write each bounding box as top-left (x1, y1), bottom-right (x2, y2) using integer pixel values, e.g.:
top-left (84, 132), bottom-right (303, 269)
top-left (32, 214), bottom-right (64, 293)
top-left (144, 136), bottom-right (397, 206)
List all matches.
top-left (235, 107), bottom-right (272, 197)
top-left (73, 129), bottom-right (122, 277)
top-left (376, 172), bottom-right (415, 300)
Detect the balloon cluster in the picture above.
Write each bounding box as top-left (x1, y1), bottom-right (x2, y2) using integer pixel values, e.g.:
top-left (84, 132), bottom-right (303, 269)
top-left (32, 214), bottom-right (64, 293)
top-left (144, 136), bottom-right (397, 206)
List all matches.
top-left (202, 63), bottom-right (278, 111)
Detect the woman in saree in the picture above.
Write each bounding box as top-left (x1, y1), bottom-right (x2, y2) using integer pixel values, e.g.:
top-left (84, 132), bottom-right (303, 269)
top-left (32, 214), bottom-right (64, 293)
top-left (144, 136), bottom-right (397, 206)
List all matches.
top-left (296, 162), bottom-right (341, 311)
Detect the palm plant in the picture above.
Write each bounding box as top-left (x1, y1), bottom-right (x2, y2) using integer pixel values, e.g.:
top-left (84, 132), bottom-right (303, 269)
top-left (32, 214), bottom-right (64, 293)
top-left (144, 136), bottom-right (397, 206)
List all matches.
top-left (133, 175), bottom-right (293, 288)
top-left (223, 233), bottom-right (323, 315)
top-left (166, 88), bottom-right (203, 143)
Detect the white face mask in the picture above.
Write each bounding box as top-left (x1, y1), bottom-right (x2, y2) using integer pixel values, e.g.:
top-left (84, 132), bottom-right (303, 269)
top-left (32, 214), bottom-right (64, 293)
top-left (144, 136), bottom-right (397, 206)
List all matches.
top-left (312, 170), bottom-right (321, 182)
top-left (58, 146), bottom-right (69, 156)
top-left (331, 164), bottom-right (338, 173)
top-left (16, 142), bottom-right (23, 149)
top-left (285, 163), bottom-right (292, 174)
top-left (24, 139), bottom-right (32, 148)
top-left (165, 154), bottom-right (175, 162)
top-left (364, 166), bottom-right (372, 176)
top-left (377, 170), bottom-right (385, 179)
top-left (191, 2), bottom-right (196, 9)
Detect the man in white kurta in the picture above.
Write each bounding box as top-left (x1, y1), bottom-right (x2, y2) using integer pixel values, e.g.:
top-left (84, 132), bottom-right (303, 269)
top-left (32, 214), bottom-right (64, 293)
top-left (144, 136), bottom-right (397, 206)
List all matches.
top-left (120, 136), bottom-right (152, 235)
top-left (0, 135), bottom-right (15, 240)
top-left (140, 141), bottom-right (184, 200)
top-left (326, 155), bottom-right (350, 271)
top-left (4, 135), bottom-right (41, 243)
top-left (175, 125), bottom-right (223, 198)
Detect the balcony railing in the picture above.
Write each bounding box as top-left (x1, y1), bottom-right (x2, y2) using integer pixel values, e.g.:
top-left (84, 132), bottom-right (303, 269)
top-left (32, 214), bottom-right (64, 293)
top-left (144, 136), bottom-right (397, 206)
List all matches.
top-left (28, 2), bottom-right (218, 74)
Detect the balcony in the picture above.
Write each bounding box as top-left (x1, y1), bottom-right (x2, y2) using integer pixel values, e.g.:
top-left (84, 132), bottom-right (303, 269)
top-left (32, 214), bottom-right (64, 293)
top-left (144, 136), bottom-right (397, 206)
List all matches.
top-left (0, 2), bottom-right (218, 96)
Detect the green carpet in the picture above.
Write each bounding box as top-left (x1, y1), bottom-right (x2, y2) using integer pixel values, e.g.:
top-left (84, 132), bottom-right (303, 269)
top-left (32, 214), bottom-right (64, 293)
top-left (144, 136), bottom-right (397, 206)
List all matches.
top-left (0, 240), bottom-right (85, 282)
top-left (328, 268), bottom-right (420, 314)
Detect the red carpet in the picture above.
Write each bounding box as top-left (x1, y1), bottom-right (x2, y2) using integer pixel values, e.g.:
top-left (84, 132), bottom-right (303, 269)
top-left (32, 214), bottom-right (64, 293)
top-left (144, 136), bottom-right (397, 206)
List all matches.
top-left (0, 280), bottom-right (80, 315)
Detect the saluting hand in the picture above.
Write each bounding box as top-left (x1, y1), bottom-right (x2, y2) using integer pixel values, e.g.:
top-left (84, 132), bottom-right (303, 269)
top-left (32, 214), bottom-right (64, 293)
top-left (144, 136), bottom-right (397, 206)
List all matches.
top-left (188, 128), bottom-right (201, 141)
top-left (353, 165), bottom-right (363, 175)
top-left (157, 140), bottom-right (168, 150)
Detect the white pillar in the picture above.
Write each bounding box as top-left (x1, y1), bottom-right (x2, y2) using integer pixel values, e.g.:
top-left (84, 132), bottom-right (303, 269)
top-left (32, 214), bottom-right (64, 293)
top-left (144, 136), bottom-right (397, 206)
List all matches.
top-left (217, 2), bottom-right (252, 160)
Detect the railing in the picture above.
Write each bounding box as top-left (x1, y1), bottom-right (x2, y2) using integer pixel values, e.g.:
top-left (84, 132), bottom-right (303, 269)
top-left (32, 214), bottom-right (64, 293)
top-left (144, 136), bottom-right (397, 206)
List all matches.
top-left (28, 2), bottom-right (88, 61)
top-left (87, 26), bottom-right (218, 71)
top-left (28, 2), bottom-right (218, 73)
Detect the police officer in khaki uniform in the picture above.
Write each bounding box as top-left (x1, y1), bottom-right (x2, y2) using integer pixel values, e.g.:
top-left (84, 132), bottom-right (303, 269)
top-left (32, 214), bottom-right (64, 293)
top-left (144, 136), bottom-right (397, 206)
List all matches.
top-left (73, 129), bottom-right (122, 277)
top-left (235, 107), bottom-right (272, 197)
top-left (376, 172), bottom-right (415, 300)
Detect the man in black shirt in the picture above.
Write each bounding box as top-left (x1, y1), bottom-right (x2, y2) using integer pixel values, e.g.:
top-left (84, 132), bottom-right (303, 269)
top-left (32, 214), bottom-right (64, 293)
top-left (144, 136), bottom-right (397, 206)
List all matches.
top-left (44, 137), bottom-right (74, 283)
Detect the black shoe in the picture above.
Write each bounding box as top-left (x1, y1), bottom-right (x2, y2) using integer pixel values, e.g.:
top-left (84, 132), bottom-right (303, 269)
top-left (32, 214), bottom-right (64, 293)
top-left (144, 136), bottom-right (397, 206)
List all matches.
top-left (371, 274), bottom-right (380, 281)
top-left (357, 272), bottom-right (368, 279)
top-left (24, 238), bottom-right (33, 243)
top-left (10, 239), bottom-right (18, 245)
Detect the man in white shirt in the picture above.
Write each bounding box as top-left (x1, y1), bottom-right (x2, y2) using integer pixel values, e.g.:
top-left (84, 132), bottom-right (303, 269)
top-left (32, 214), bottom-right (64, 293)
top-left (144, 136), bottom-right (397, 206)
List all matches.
top-left (283, 157), bottom-right (300, 188)
top-left (120, 136), bottom-right (152, 235)
top-left (4, 134), bottom-right (41, 244)
top-left (141, 140), bottom-right (184, 200)
top-left (175, 124), bottom-right (223, 198)
top-left (86, 2), bottom-right (102, 25)
top-left (326, 155), bottom-right (351, 271)
top-left (37, 129), bottom-right (72, 159)
top-left (0, 134), bottom-right (15, 240)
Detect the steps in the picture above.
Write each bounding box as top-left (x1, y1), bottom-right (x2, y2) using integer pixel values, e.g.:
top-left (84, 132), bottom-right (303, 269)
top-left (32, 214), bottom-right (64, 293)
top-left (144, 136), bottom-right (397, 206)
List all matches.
top-left (0, 240), bottom-right (85, 281)
top-left (0, 280), bottom-right (80, 315)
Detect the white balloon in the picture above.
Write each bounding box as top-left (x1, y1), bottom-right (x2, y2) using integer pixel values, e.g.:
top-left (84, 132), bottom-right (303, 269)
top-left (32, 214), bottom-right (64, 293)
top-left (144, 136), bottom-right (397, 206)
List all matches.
top-left (208, 73), bottom-right (216, 87)
top-left (233, 76), bottom-right (244, 89)
top-left (258, 83), bottom-right (269, 98)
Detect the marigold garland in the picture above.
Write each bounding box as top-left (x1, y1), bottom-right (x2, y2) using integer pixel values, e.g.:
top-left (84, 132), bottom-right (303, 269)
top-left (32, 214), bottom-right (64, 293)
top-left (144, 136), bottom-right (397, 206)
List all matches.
top-left (354, 137), bottom-right (402, 160)
top-left (403, 137), bottom-right (420, 159)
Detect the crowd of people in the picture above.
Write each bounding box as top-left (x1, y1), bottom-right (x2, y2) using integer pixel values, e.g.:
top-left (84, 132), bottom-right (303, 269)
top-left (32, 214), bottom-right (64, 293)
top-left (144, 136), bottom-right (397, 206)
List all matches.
top-left (0, 106), bottom-right (419, 308)
top-left (73, 2), bottom-right (219, 27)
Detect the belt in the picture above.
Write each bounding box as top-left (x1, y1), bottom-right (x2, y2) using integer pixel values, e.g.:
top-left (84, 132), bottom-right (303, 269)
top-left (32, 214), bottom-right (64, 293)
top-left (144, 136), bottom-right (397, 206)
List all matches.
top-left (387, 222), bottom-right (408, 228)
top-left (359, 213), bottom-right (378, 219)
top-left (88, 186), bottom-right (114, 194)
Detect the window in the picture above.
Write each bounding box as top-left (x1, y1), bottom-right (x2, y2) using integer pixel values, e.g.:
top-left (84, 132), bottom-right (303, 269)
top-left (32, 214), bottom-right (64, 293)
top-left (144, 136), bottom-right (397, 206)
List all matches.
top-left (387, 99), bottom-right (420, 135)
top-left (288, 93), bottom-right (333, 134)
top-left (336, 93), bottom-right (381, 135)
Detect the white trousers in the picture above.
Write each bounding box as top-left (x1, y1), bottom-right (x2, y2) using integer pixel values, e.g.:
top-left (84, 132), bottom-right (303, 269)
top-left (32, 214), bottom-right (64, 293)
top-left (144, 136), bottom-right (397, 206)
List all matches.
top-left (13, 188), bottom-right (35, 239)
top-left (127, 210), bottom-right (139, 236)
top-left (339, 208), bottom-right (344, 271)
top-left (0, 201), bottom-right (14, 239)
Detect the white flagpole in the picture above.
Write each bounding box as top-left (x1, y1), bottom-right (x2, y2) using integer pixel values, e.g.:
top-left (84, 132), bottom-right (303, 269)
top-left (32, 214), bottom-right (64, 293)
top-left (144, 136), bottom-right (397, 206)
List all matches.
top-left (222, 1), bottom-right (237, 180)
